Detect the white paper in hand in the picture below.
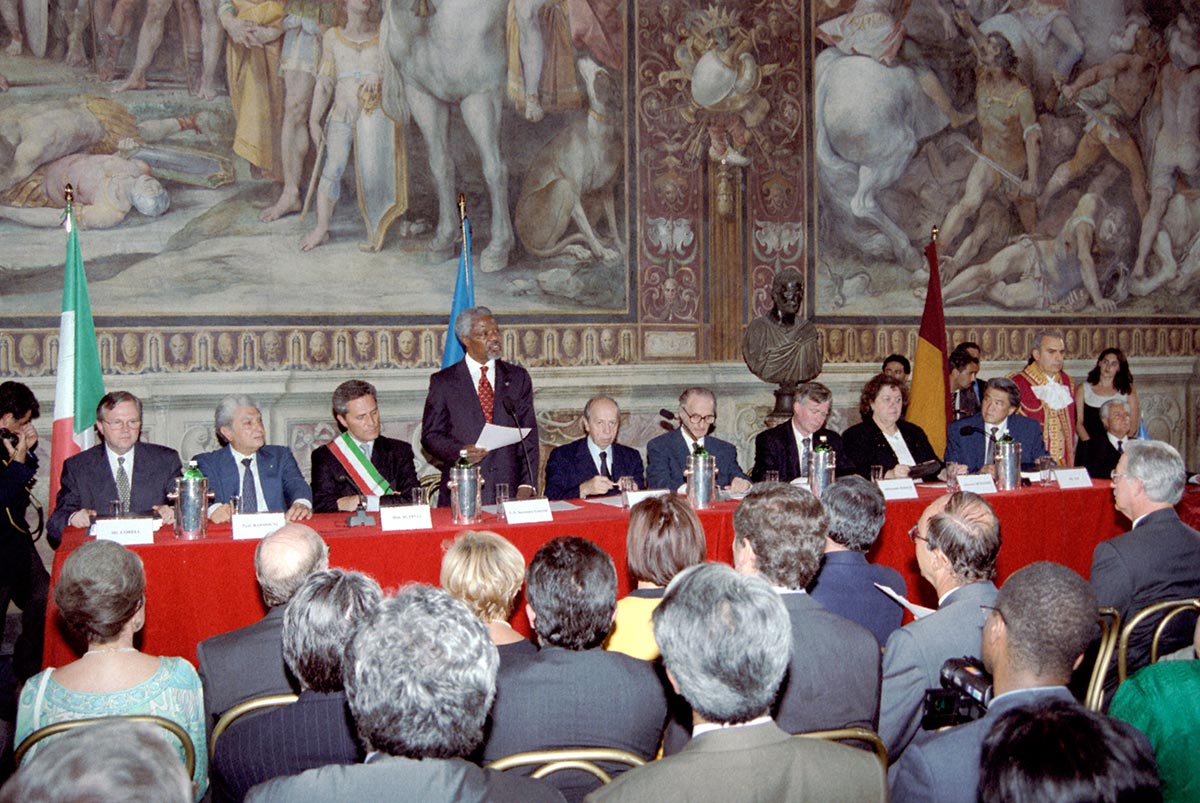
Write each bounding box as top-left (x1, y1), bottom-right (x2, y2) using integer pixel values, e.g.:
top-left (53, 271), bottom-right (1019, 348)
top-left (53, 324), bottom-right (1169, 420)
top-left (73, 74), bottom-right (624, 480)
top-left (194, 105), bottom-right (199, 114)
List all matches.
top-left (476, 423), bottom-right (532, 451)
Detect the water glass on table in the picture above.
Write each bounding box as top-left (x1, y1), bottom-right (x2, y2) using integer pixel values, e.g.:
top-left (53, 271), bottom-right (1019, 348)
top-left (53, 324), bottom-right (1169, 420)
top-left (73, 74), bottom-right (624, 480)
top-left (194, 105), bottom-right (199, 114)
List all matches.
top-left (1036, 456), bottom-right (1056, 484)
top-left (945, 462), bottom-right (962, 493)
top-left (763, 470), bottom-right (780, 484)
top-left (870, 465), bottom-right (885, 484)
top-left (494, 483), bottom-right (511, 520)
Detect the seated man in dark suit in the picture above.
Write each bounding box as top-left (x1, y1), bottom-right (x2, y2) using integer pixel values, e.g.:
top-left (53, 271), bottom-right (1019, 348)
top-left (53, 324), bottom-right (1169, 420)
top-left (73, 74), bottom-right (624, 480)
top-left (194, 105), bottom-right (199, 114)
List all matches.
top-left (891, 562), bottom-right (1150, 803)
top-left (212, 568), bottom-right (381, 802)
top-left (195, 395), bottom-right (312, 523)
top-left (646, 387), bottom-right (750, 492)
top-left (944, 378), bottom-right (1048, 474)
top-left (1092, 440), bottom-right (1200, 686)
top-left (1079, 398), bottom-right (1134, 480)
top-left (807, 476), bottom-right (906, 646)
top-left (247, 586), bottom-right (563, 802)
top-left (310, 380), bottom-right (419, 512)
top-left (48, 391), bottom-right (182, 547)
top-left (544, 395), bottom-right (644, 500)
top-left (590, 564), bottom-right (886, 803)
top-left (197, 523), bottom-right (328, 739)
top-left (481, 537), bottom-right (668, 802)
top-left (664, 484), bottom-right (880, 756)
top-left (750, 381), bottom-right (852, 482)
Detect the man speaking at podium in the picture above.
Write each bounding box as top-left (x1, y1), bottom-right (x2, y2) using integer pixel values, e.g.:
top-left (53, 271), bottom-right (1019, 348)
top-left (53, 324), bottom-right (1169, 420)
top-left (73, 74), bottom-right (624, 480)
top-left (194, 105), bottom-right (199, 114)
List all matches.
top-left (421, 307), bottom-right (539, 506)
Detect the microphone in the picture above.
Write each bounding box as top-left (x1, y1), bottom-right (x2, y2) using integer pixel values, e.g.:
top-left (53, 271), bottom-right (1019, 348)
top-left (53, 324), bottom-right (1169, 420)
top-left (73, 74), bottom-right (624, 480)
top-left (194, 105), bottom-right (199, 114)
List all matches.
top-left (959, 426), bottom-right (996, 442)
top-left (502, 399), bottom-right (538, 496)
top-left (659, 408), bottom-right (676, 421)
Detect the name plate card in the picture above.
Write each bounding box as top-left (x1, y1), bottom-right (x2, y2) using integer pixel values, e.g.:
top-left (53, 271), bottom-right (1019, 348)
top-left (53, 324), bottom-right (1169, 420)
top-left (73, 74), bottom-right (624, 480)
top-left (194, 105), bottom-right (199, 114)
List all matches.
top-left (502, 498), bottom-right (554, 524)
top-left (232, 512), bottom-right (287, 540)
top-left (957, 474), bottom-right (999, 494)
top-left (91, 518), bottom-right (157, 546)
top-left (380, 505), bottom-right (433, 531)
top-left (877, 478), bottom-right (918, 500)
top-left (622, 489), bottom-right (671, 509)
top-left (1054, 468), bottom-right (1094, 489)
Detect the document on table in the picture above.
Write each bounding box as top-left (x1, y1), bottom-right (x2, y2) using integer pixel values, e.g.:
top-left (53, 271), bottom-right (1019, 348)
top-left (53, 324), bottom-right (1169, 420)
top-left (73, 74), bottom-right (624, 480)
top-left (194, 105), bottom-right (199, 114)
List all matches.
top-left (875, 583), bottom-right (935, 619)
top-left (477, 423), bottom-right (532, 450)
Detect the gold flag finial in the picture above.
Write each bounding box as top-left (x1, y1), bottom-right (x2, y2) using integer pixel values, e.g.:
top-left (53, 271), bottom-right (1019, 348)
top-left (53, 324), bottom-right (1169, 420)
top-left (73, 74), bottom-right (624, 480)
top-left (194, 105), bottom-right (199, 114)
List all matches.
top-left (457, 193), bottom-right (466, 223)
top-left (65, 183), bottom-right (75, 205)
top-left (930, 225), bottom-right (939, 243)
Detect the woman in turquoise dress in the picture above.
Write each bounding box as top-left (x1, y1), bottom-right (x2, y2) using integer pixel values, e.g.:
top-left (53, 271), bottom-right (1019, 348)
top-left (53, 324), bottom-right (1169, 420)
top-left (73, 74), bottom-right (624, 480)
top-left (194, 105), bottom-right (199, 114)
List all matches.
top-left (15, 540), bottom-right (207, 799)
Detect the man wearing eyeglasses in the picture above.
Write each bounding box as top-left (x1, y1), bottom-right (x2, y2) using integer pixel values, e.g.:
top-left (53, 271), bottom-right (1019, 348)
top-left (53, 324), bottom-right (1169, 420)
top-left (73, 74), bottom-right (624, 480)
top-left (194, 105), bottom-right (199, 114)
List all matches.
top-left (750, 381), bottom-right (852, 483)
top-left (879, 491), bottom-right (1000, 765)
top-left (47, 391), bottom-right (182, 548)
top-left (646, 387), bottom-right (751, 492)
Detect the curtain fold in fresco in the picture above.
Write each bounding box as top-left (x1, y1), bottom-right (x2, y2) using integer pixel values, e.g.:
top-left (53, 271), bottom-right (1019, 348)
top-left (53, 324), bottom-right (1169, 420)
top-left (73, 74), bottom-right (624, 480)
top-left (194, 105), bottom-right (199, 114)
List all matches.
top-left (49, 199), bottom-right (106, 513)
top-left (907, 234), bottom-right (950, 458)
top-left (442, 216), bottom-right (475, 368)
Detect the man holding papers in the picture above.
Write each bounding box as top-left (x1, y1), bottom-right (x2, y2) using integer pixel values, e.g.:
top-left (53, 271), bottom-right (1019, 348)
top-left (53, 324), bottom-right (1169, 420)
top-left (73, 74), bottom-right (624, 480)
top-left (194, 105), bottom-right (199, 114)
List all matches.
top-left (311, 381), bottom-right (420, 512)
top-left (421, 307), bottom-right (539, 506)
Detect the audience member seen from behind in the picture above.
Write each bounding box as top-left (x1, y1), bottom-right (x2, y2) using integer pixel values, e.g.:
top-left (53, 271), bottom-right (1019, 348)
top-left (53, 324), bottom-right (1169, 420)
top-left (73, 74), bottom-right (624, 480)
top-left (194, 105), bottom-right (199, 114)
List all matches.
top-left (807, 476), bottom-right (906, 646)
top-left (210, 569), bottom-right (382, 803)
top-left (843, 374), bottom-right (940, 480)
top-left (977, 700), bottom-right (1162, 803)
top-left (1076, 347), bottom-right (1139, 447)
top-left (246, 586), bottom-right (564, 802)
top-left (0, 720), bottom-right (194, 803)
top-left (15, 540), bottom-right (207, 798)
top-left (587, 564), bottom-right (886, 803)
top-left (604, 495), bottom-right (706, 660)
top-left (440, 530), bottom-right (536, 658)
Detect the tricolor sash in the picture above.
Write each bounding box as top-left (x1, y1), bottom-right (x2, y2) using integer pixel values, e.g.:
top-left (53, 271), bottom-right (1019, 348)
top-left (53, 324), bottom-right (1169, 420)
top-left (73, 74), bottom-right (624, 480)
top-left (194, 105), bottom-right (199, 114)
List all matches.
top-left (329, 433), bottom-right (392, 496)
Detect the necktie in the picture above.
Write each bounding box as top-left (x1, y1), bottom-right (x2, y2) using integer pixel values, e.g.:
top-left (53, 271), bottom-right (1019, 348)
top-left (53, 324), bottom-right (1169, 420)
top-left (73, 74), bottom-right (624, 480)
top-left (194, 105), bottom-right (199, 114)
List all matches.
top-left (599, 451), bottom-right (611, 479)
top-left (241, 458), bottom-right (258, 513)
top-left (115, 456), bottom-right (131, 512)
top-left (800, 437), bottom-right (811, 476)
top-left (363, 441), bottom-right (373, 460)
top-left (478, 366), bottom-right (495, 424)
top-left (984, 427), bottom-right (997, 465)
top-left (1116, 439), bottom-right (1123, 454)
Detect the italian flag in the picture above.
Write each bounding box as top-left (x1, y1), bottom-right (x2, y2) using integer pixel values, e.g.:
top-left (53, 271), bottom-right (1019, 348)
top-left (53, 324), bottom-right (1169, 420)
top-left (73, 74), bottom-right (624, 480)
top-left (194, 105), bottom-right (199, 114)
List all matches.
top-left (906, 230), bottom-right (950, 458)
top-left (48, 202), bottom-right (105, 513)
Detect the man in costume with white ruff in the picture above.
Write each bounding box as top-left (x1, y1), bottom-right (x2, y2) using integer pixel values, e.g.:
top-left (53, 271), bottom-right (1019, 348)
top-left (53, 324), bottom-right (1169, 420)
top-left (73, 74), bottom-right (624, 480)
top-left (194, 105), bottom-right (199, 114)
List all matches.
top-left (1010, 330), bottom-right (1076, 466)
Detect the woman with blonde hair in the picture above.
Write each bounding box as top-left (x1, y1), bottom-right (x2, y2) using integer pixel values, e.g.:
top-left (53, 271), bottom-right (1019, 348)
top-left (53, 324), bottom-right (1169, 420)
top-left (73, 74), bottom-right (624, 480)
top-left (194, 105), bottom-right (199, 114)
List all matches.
top-left (440, 530), bottom-right (536, 658)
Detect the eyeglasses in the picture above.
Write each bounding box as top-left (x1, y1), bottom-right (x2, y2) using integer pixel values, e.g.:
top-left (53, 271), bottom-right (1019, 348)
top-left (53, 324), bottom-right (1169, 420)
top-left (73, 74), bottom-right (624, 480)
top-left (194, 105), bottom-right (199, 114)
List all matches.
top-left (1110, 471), bottom-right (1125, 482)
top-left (907, 525), bottom-right (927, 544)
top-left (102, 419), bottom-right (141, 430)
top-left (682, 411), bottom-right (716, 425)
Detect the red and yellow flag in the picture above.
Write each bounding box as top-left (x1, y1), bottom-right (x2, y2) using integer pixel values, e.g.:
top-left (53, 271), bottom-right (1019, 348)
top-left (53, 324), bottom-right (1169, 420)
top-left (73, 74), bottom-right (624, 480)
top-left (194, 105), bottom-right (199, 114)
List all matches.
top-left (906, 229), bottom-right (950, 457)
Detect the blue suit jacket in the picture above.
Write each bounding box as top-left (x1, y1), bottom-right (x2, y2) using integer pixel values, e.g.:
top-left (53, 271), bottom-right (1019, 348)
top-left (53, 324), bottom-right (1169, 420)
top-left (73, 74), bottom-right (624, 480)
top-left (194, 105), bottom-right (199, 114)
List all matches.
top-left (808, 551), bottom-right (907, 647)
top-left (543, 438), bottom-right (644, 500)
top-left (645, 428), bottom-right (747, 491)
top-left (194, 444), bottom-right (312, 511)
top-left (943, 414), bottom-right (1048, 473)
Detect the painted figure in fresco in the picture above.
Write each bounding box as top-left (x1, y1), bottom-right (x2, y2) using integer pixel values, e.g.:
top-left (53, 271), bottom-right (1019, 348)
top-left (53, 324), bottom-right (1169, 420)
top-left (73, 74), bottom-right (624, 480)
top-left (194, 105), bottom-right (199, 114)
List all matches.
top-left (742, 268), bottom-right (823, 389)
top-left (977, 0), bottom-right (1083, 110)
top-left (1130, 189), bottom-right (1200, 298)
top-left (107, 0), bottom-right (201, 89)
top-left (0, 153), bottom-right (169, 229)
top-left (1, 0), bottom-right (23, 54)
top-left (0, 73), bottom-right (7, 91)
top-left (380, 0), bottom-right (513, 272)
top-left (1132, 13), bottom-right (1200, 287)
top-left (1039, 17), bottom-right (1162, 220)
top-left (507, 0), bottom-right (578, 122)
top-left (220, 0), bottom-right (286, 179)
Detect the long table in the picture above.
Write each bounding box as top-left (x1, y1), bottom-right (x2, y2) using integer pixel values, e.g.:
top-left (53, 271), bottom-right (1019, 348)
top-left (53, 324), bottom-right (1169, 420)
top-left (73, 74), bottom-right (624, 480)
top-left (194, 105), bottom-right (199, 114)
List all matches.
top-left (44, 483), bottom-right (1128, 668)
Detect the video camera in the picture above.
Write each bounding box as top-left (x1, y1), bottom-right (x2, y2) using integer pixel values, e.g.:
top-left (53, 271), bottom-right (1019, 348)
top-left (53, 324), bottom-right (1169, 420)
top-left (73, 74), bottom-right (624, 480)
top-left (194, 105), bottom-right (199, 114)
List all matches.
top-left (921, 657), bottom-right (993, 731)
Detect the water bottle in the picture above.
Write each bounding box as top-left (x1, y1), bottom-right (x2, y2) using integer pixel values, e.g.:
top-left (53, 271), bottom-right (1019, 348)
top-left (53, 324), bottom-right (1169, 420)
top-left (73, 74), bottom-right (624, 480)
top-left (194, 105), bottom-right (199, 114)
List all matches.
top-left (808, 436), bottom-right (835, 498)
top-left (172, 460), bottom-right (209, 540)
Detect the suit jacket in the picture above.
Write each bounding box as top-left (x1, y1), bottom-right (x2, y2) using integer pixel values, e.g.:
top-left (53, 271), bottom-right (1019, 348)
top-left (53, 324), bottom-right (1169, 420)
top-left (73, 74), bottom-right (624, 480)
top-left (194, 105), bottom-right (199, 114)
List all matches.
top-left (543, 438), bottom-right (644, 500)
top-left (194, 445), bottom-right (312, 511)
top-left (878, 580), bottom-right (998, 763)
top-left (1078, 435), bottom-right (1124, 480)
top-left (943, 414), bottom-right (1048, 473)
top-left (47, 442), bottom-right (182, 547)
top-left (212, 689), bottom-right (362, 803)
top-left (480, 646), bottom-right (668, 802)
top-left (246, 754), bottom-right (565, 803)
top-left (843, 417), bottom-right (939, 478)
top-left (309, 435), bottom-right (419, 512)
top-left (645, 428), bottom-right (748, 491)
top-left (587, 720), bottom-right (886, 803)
top-left (808, 550), bottom-right (907, 647)
top-left (420, 359), bottom-right (538, 506)
top-left (196, 606), bottom-right (299, 740)
top-left (750, 421), bottom-right (853, 482)
top-left (663, 591), bottom-right (880, 755)
top-left (1090, 508), bottom-right (1200, 680)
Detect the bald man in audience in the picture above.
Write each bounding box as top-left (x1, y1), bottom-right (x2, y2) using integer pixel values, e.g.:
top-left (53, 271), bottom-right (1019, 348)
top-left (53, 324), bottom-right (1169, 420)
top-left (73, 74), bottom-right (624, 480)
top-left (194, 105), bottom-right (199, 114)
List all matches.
top-left (196, 523), bottom-right (329, 739)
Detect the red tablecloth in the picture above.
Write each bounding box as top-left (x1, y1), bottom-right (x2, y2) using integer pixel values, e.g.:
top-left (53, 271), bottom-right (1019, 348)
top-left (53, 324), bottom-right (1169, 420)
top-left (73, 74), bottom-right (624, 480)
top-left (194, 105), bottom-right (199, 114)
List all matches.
top-left (43, 483), bottom-right (1127, 668)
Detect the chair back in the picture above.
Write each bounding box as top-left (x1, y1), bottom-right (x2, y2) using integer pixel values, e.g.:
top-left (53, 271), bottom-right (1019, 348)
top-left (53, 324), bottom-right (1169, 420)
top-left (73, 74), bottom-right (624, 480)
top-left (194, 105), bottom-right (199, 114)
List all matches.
top-left (796, 727), bottom-right (888, 771)
top-left (486, 747), bottom-right (646, 785)
top-left (1084, 607), bottom-right (1121, 711)
top-left (209, 693), bottom-right (300, 755)
top-left (15, 714), bottom-right (196, 777)
top-left (1117, 598), bottom-right (1200, 683)
top-left (419, 473), bottom-right (440, 506)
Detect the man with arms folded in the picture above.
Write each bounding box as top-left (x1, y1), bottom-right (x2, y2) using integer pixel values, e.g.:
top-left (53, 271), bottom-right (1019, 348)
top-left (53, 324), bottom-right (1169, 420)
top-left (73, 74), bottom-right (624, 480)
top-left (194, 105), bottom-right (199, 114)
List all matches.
top-left (544, 395), bottom-right (644, 500)
top-left (195, 395), bottom-right (312, 522)
top-left (310, 380), bottom-right (419, 512)
top-left (588, 563), bottom-right (885, 802)
top-left (880, 491), bottom-right (1000, 764)
top-left (646, 387), bottom-right (750, 492)
top-left (422, 306), bottom-right (539, 505)
top-left (751, 381), bottom-right (852, 482)
top-left (48, 391), bottom-right (182, 547)
top-left (944, 377), bottom-right (1048, 474)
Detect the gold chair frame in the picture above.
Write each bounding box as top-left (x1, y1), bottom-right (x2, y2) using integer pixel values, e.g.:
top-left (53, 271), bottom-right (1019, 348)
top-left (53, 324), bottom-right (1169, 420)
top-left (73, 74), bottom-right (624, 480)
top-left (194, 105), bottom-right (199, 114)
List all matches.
top-left (1117, 598), bottom-right (1200, 683)
top-left (1084, 606), bottom-right (1121, 711)
top-left (486, 747), bottom-right (646, 784)
top-left (419, 472), bottom-right (441, 506)
top-left (796, 727), bottom-right (889, 771)
top-left (14, 714), bottom-right (196, 777)
top-left (209, 693), bottom-right (300, 755)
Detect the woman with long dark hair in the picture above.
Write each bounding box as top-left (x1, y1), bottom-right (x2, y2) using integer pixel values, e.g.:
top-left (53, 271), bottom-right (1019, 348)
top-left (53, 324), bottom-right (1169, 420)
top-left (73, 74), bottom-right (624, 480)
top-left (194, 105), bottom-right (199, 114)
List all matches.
top-left (1075, 348), bottom-right (1139, 445)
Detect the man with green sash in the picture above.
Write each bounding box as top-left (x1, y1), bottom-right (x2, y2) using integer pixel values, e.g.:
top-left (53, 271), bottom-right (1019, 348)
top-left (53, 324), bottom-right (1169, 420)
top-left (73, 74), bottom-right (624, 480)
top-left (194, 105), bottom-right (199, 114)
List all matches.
top-left (310, 380), bottom-right (419, 512)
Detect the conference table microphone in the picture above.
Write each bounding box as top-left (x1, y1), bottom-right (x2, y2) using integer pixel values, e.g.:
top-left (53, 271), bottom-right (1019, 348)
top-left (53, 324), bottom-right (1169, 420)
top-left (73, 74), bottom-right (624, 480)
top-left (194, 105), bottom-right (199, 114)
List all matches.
top-left (502, 399), bottom-right (538, 498)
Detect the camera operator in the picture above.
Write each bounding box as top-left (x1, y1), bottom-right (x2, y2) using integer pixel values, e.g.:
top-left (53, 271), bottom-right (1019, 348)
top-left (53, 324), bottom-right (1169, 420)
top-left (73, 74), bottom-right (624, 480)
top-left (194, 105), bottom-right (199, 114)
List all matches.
top-left (0, 381), bottom-right (48, 683)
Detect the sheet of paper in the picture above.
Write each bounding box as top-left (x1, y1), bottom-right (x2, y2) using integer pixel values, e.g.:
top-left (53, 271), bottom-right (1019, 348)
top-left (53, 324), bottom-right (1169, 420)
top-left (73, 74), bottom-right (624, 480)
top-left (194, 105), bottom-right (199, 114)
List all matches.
top-left (476, 423), bottom-right (532, 451)
top-left (874, 583), bottom-right (935, 619)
